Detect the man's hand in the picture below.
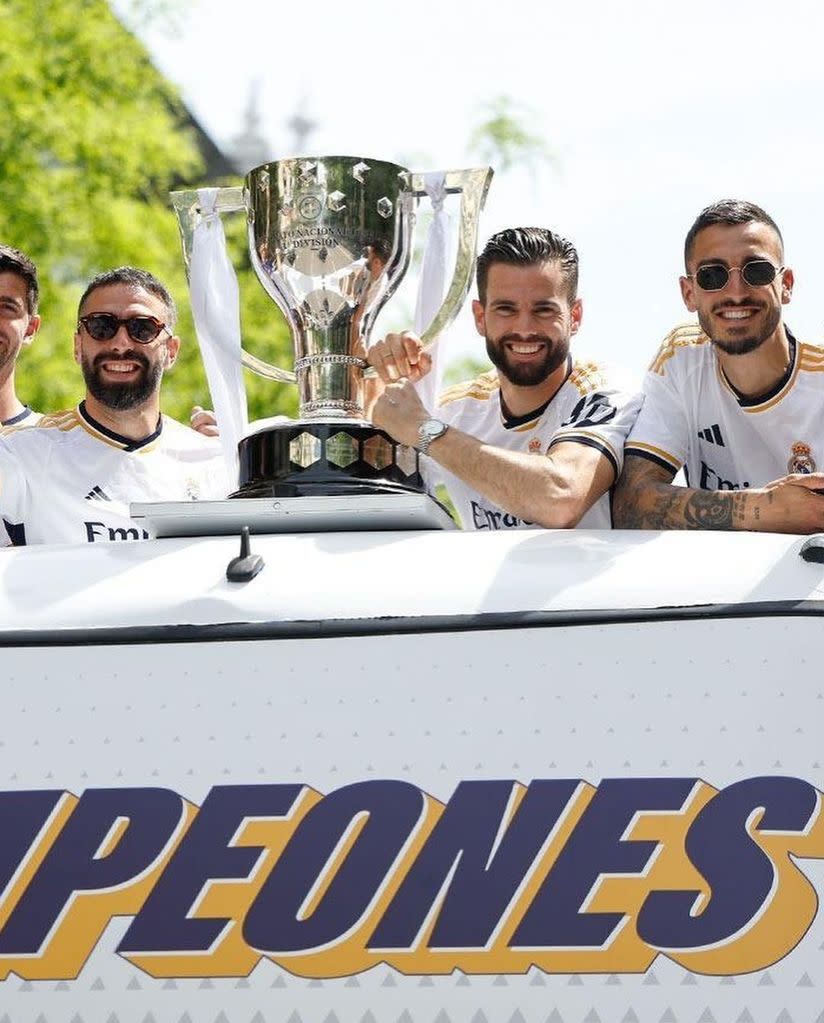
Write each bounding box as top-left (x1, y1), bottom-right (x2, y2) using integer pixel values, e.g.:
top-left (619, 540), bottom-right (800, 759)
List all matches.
top-left (764, 472), bottom-right (824, 495)
top-left (371, 378), bottom-right (429, 449)
top-left (190, 406), bottom-right (219, 437)
top-left (368, 332), bottom-right (432, 383)
top-left (760, 472), bottom-right (824, 532)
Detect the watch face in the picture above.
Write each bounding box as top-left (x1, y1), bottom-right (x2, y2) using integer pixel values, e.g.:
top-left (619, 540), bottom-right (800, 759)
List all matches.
top-left (418, 418), bottom-right (447, 454)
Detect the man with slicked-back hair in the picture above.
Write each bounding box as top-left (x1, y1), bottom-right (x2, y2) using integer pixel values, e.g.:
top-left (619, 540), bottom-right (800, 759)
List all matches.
top-left (367, 227), bottom-right (642, 530)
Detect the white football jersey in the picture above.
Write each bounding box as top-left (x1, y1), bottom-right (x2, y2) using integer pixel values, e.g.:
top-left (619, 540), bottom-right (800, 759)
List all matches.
top-left (0, 407), bottom-right (41, 545)
top-left (626, 324), bottom-right (824, 489)
top-left (0, 403), bottom-right (228, 546)
top-left (429, 359), bottom-right (642, 530)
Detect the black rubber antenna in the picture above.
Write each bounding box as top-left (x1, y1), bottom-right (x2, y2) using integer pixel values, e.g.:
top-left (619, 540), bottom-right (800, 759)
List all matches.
top-left (226, 526), bottom-right (264, 582)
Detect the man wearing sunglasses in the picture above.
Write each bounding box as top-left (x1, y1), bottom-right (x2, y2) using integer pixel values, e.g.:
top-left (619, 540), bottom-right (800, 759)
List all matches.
top-left (614, 199), bottom-right (824, 533)
top-left (0, 266), bottom-right (227, 545)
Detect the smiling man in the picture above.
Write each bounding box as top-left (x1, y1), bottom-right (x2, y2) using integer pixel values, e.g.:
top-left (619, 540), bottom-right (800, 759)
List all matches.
top-left (614, 200), bottom-right (824, 533)
top-left (368, 227), bottom-right (641, 529)
top-left (0, 267), bottom-right (227, 545)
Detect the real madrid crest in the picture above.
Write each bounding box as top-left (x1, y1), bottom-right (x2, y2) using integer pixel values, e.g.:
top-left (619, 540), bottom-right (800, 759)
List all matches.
top-left (788, 441), bottom-right (816, 474)
top-left (528, 438), bottom-right (543, 454)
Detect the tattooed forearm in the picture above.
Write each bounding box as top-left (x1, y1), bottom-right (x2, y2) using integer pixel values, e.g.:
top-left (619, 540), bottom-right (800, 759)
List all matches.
top-left (616, 455), bottom-right (824, 533)
top-left (614, 455), bottom-right (748, 530)
top-left (682, 491), bottom-right (733, 529)
top-left (732, 491), bottom-right (750, 525)
top-left (614, 484), bottom-right (685, 529)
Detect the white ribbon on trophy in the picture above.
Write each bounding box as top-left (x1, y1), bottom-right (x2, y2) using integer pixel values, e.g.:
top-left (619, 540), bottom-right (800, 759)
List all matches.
top-left (413, 171), bottom-right (450, 412)
top-left (189, 188), bottom-right (249, 482)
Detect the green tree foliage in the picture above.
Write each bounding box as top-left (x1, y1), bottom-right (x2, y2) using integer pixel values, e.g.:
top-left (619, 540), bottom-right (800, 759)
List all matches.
top-left (468, 95), bottom-right (555, 176)
top-left (443, 354), bottom-right (491, 386)
top-left (0, 0), bottom-right (295, 421)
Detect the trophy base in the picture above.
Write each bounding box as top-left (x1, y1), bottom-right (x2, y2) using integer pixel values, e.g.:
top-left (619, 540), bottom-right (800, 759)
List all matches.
top-left (234, 421), bottom-right (425, 499)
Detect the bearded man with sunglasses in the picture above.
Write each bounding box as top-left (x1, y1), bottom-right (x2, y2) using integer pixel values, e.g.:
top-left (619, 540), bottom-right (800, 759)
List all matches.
top-left (614, 199), bottom-right (824, 534)
top-left (0, 266), bottom-right (227, 545)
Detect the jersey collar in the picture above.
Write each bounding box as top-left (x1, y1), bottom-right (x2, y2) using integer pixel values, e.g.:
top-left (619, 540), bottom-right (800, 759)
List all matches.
top-left (718, 328), bottom-right (798, 410)
top-left (78, 401), bottom-right (163, 451)
top-left (498, 355), bottom-right (572, 430)
top-left (1, 406), bottom-right (33, 427)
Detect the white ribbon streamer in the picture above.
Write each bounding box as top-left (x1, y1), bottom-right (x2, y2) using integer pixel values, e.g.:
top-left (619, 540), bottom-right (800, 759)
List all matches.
top-left (413, 171), bottom-right (449, 411)
top-left (189, 188), bottom-right (249, 486)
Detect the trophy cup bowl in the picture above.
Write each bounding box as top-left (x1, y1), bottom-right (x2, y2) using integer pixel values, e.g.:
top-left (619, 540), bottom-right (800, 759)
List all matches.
top-left (171, 157), bottom-right (492, 500)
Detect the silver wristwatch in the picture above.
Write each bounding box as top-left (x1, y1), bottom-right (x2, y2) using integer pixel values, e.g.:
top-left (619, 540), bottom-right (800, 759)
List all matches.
top-left (416, 418), bottom-right (449, 455)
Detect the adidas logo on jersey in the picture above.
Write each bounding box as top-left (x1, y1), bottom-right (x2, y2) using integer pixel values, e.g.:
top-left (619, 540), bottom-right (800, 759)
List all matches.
top-left (84, 485), bottom-right (112, 502)
top-left (697, 424), bottom-right (725, 446)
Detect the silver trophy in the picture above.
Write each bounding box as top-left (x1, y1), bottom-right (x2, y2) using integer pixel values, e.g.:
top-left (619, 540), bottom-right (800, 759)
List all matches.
top-left (172, 156), bottom-right (492, 498)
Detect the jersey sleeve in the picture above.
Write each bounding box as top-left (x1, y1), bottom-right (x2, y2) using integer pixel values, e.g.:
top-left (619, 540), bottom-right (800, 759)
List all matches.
top-left (549, 385), bottom-right (644, 478)
top-left (0, 436), bottom-right (30, 534)
top-left (624, 361), bottom-right (690, 475)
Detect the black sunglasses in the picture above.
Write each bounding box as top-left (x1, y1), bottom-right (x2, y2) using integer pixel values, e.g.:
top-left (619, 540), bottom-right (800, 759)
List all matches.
top-left (691, 259), bottom-right (783, 292)
top-left (78, 313), bottom-right (170, 345)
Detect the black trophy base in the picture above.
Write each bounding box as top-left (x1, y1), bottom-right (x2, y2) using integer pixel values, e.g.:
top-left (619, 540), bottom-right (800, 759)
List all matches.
top-left (233, 421), bottom-right (425, 499)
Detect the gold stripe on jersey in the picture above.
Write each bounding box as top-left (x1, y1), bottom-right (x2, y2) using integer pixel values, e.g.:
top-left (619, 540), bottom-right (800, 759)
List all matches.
top-left (555, 427), bottom-right (620, 466)
top-left (438, 369), bottom-right (499, 408)
top-left (625, 440), bottom-right (682, 471)
top-left (74, 405), bottom-right (149, 451)
top-left (31, 406), bottom-right (165, 452)
top-left (1, 409), bottom-right (78, 441)
top-left (35, 409), bottom-right (81, 432)
top-left (568, 360), bottom-right (609, 395)
top-left (799, 341), bottom-right (824, 371)
top-left (716, 341), bottom-right (802, 413)
top-left (649, 323), bottom-right (710, 375)
top-left (510, 417), bottom-right (541, 433)
top-left (0, 422), bottom-right (26, 437)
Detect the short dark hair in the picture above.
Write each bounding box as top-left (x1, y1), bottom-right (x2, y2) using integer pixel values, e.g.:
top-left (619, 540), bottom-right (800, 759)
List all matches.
top-left (476, 227), bottom-right (579, 303)
top-left (684, 200), bottom-right (783, 269)
top-left (78, 266), bottom-right (177, 328)
top-left (0, 245), bottom-right (39, 314)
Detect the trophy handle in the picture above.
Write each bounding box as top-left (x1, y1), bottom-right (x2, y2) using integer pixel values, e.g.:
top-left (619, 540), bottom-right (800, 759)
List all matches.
top-left (170, 187), bottom-right (297, 385)
top-left (409, 167), bottom-right (493, 345)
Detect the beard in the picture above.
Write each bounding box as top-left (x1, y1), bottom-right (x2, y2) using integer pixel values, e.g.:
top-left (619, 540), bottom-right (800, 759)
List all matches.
top-left (700, 302), bottom-right (781, 356)
top-left (81, 349), bottom-right (162, 411)
top-left (485, 332), bottom-right (570, 387)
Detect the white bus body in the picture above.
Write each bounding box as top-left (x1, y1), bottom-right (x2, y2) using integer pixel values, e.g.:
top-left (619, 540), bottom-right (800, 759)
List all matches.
top-left (1, 527), bottom-right (823, 1022)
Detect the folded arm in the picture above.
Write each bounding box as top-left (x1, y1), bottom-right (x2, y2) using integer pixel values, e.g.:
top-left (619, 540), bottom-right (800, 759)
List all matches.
top-left (372, 379), bottom-right (615, 528)
top-left (426, 429), bottom-right (615, 528)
